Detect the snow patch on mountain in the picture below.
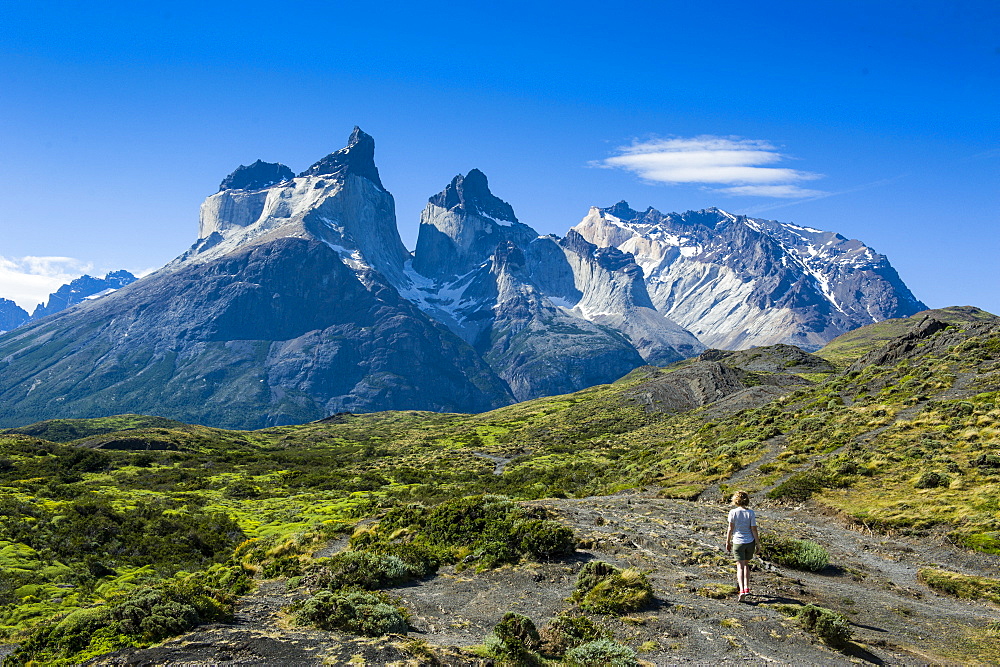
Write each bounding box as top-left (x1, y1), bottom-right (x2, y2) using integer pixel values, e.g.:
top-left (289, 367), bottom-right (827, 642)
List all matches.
top-left (573, 203), bottom-right (926, 350)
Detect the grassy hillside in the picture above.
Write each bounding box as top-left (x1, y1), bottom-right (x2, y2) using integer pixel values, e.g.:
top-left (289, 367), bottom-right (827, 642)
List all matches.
top-left (1, 306), bottom-right (999, 662)
top-left (816, 305), bottom-right (998, 368)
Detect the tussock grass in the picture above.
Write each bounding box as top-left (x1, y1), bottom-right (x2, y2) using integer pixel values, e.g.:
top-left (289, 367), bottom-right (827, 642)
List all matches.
top-left (918, 568), bottom-right (1000, 605)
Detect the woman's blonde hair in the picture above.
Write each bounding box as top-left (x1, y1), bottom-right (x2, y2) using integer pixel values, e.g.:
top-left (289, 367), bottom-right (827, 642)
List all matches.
top-left (731, 490), bottom-right (750, 507)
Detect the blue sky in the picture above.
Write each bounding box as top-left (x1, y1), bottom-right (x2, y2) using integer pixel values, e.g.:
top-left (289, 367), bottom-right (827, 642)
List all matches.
top-left (1, 0), bottom-right (997, 315)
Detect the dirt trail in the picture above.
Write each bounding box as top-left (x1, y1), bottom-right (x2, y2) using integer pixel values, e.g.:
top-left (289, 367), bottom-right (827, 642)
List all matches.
top-left (90, 491), bottom-right (1000, 666)
top-left (471, 451), bottom-right (514, 475)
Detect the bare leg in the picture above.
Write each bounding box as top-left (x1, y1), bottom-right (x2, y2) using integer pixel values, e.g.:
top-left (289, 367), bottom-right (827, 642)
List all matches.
top-left (735, 561), bottom-right (752, 600)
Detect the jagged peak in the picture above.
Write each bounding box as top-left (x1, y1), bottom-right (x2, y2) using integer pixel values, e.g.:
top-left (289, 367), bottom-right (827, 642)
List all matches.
top-left (297, 126), bottom-right (384, 189)
top-left (429, 169), bottom-right (518, 223)
top-left (563, 229), bottom-right (639, 273)
top-left (598, 203), bottom-right (740, 229)
top-left (219, 160), bottom-right (294, 192)
top-left (602, 201), bottom-right (640, 221)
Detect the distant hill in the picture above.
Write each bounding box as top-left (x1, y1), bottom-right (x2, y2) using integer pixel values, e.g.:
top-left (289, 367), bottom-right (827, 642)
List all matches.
top-left (0, 271), bottom-right (137, 334)
top-left (816, 305), bottom-right (1000, 368)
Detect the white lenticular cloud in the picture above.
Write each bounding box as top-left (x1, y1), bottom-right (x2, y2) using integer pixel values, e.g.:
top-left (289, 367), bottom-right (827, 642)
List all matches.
top-left (0, 256), bottom-right (93, 310)
top-left (599, 135), bottom-right (825, 198)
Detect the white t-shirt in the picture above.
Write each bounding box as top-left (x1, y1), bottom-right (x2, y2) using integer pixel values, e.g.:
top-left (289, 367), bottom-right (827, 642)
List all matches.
top-left (728, 507), bottom-right (757, 544)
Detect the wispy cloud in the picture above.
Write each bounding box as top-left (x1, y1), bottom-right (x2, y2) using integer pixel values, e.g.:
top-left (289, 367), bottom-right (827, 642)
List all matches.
top-left (739, 174), bottom-right (909, 215)
top-left (0, 256), bottom-right (93, 310)
top-left (597, 136), bottom-right (825, 198)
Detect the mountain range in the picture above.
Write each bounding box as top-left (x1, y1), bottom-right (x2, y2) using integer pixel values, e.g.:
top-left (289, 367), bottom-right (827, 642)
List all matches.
top-left (0, 128), bottom-right (926, 428)
top-left (0, 270), bottom-right (136, 333)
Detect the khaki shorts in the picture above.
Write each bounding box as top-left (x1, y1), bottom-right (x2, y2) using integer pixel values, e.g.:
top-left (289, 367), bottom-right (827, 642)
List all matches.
top-left (734, 541), bottom-right (756, 561)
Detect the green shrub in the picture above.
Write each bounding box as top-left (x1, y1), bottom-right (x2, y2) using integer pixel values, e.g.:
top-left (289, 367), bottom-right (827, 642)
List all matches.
top-left (574, 561), bottom-right (619, 594)
top-left (296, 588), bottom-right (408, 636)
top-left (515, 518), bottom-right (575, 560)
top-left (361, 540), bottom-right (441, 579)
top-left (952, 531), bottom-right (1000, 554)
top-left (571, 561), bottom-right (653, 614)
top-left (564, 639), bottom-right (639, 666)
top-left (538, 614), bottom-right (605, 657)
top-left (9, 565), bottom-right (246, 664)
top-left (375, 495), bottom-right (574, 568)
top-left (913, 470), bottom-right (951, 489)
top-left (484, 612), bottom-right (542, 662)
top-left (795, 604), bottom-right (852, 647)
top-left (0, 495), bottom-right (244, 576)
top-left (112, 588), bottom-right (201, 641)
top-left (303, 551), bottom-right (419, 591)
top-left (760, 534), bottom-right (829, 572)
top-left (972, 454), bottom-right (1000, 470)
top-left (767, 463), bottom-right (856, 501)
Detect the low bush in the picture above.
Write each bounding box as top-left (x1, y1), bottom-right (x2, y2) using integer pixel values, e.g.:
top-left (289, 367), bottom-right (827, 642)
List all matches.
top-left (374, 495), bottom-right (574, 568)
top-left (571, 561), bottom-right (653, 614)
top-left (515, 518), bottom-right (576, 560)
top-left (760, 534), bottom-right (829, 572)
top-left (302, 550), bottom-right (421, 591)
top-left (8, 564), bottom-right (247, 664)
top-left (538, 614), bottom-right (605, 657)
top-left (0, 495), bottom-right (244, 576)
top-left (913, 470), bottom-right (951, 489)
top-left (296, 587), bottom-right (408, 636)
top-left (573, 560), bottom-right (619, 594)
top-left (795, 604), bottom-right (852, 647)
top-left (952, 531), bottom-right (1000, 554)
top-left (484, 612), bottom-right (543, 663)
top-left (361, 540), bottom-right (441, 578)
top-left (972, 453), bottom-right (1000, 470)
top-left (767, 465), bottom-right (855, 501)
top-left (564, 638), bottom-right (639, 666)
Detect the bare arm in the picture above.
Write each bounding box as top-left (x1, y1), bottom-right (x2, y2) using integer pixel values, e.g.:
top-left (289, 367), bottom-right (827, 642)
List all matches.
top-left (751, 525), bottom-right (760, 553)
top-left (726, 522), bottom-right (734, 552)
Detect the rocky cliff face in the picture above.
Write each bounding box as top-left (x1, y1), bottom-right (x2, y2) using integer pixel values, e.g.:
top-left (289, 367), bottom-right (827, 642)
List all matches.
top-left (402, 171), bottom-right (703, 399)
top-left (573, 203), bottom-right (926, 350)
top-left (0, 298), bottom-right (28, 333)
top-left (0, 130), bottom-right (513, 428)
top-left (184, 127), bottom-right (410, 286)
top-left (540, 230), bottom-right (703, 365)
top-left (412, 169), bottom-right (538, 280)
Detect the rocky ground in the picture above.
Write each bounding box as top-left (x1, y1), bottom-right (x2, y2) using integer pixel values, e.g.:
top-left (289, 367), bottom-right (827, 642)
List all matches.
top-left (80, 489), bottom-right (1000, 666)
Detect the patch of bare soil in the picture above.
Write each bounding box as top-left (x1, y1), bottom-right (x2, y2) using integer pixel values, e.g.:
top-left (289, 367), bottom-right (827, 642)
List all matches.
top-left (89, 492), bottom-right (1000, 666)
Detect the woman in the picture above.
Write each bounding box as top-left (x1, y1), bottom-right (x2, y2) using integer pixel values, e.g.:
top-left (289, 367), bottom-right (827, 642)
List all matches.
top-left (725, 490), bottom-right (760, 602)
